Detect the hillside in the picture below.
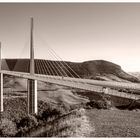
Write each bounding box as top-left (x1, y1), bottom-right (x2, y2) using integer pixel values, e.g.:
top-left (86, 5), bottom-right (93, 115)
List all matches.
top-left (129, 72), bottom-right (140, 80)
top-left (69, 60), bottom-right (139, 82)
top-left (2, 59), bottom-right (139, 83)
top-left (3, 76), bottom-right (89, 110)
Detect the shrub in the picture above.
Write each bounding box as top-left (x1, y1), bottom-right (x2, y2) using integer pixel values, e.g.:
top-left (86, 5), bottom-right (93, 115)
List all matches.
top-left (16, 115), bottom-right (38, 136)
top-left (0, 118), bottom-right (17, 137)
top-left (17, 115), bottom-right (38, 129)
top-left (46, 108), bottom-right (94, 137)
top-left (37, 107), bottom-right (61, 123)
top-left (3, 98), bottom-right (27, 123)
top-left (37, 100), bottom-right (66, 123)
top-left (97, 100), bottom-right (108, 109)
top-left (86, 99), bottom-right (111, 109)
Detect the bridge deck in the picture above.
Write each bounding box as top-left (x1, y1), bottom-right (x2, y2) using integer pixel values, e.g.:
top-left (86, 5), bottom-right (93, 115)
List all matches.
top-left (1, 70), bottom-right (140, 100)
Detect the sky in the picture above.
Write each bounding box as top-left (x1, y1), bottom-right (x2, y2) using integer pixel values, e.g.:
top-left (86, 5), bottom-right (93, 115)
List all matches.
top-left (0, 3), bottom-right (140, 72)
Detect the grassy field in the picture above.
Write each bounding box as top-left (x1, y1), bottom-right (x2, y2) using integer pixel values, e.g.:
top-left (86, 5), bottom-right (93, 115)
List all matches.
top-left (87, 109), bottom-right (140, 137)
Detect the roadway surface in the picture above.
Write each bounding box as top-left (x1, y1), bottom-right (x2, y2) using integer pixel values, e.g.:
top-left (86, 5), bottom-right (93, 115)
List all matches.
top-left (1, 70), bottom-right (140, 100)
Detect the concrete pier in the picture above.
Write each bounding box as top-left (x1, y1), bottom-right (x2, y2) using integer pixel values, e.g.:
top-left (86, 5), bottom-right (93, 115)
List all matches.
top-left (0, 73), bottom-right (3, 112)
top-left (27, 18), bottom-right (38, 114)
top-left (0, 42), bottom-right (3, 112)
top-left (27, 79), bottom-right (37, 114)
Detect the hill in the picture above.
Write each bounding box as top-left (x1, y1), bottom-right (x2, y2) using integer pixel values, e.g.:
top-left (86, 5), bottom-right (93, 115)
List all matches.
top-left (2, 59), bottom-right (139, 83)
top-left (3, 76), bottom-right (89, 110)
top-left (70, 60), bottom-right (139, 82)
top-left (129, 72), bottom-right (140, 80)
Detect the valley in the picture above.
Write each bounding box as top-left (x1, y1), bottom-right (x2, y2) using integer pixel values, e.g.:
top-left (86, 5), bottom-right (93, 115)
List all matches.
top-left (1, 59), bottom-right (140, 137)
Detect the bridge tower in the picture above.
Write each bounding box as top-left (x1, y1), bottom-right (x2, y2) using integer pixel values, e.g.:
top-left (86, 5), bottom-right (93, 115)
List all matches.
top-left (0, 42), bottom-right (3, 112)
top-left (27, 18), bottom-right (38, 114)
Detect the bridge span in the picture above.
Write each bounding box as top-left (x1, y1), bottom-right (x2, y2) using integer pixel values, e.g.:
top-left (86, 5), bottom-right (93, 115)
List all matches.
top-left (0, 18), bottom-right (140, 114)
top-left (1, 70), bottom-right (140, 100)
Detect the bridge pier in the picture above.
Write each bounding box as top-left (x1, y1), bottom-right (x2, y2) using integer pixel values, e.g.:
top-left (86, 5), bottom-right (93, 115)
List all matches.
top-left (0, 73), bottom-right (3, 112)
top-left (27, 17), bottom-right (38, 115)
top-left (27, 79), bottom-right (37, 114)
top-left (0, 42), bottom-right (3, 113)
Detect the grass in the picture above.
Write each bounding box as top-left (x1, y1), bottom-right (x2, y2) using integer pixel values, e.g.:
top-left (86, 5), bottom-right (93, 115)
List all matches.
top-left (24, 108), bottom-right (94, 137)
top-left (86, 109), bottom-right (140, 137)
top-left (47, 108), bottom-right (93, 137)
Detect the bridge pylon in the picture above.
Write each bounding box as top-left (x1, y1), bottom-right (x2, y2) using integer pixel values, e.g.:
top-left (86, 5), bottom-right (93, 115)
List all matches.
top-left (27, 18), bottom-right (38, 115)
top-left (0, 42), bottom-right (3, 113)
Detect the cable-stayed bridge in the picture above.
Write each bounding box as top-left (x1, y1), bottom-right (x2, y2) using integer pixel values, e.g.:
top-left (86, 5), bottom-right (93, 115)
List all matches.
top-left (0, 18), bottom-right (140, 114)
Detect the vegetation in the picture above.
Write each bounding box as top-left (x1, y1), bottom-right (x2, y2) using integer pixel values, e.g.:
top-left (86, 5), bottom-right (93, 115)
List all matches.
top-left (24, 108), bottom-right (93, 137)
top-left (0, 97), bottom-right (93, 137)
top-left (2, 58), bottom-right (140, 137)
top-left (87, 109), bottom-right (140, 137)
top-left (2, 98), bottom-right (27, 124)
top-left (16, 115), bottom-right (38, 136)
top-left (46, 108), bottom-right (93, 137)
top-left (86, 100), bottom-right (111, 109)
top-left (0, 118), bottom-right (17, 137)
top-left (1, 77), bottom-right (140, 137)
top-left (0, 97), bottom-right (64, 137)
top-left (1, 95), bottom-right (140, 137)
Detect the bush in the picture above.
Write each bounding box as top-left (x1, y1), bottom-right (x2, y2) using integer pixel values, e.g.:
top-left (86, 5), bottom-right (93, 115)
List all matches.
top-left (37, 107), bottom-right (61, 123)
top-left (3, 98), bottom-right (27, 124)
top-left (86, 99), bottom-right (111, 109)
top-left (0, 118), bottom-right (17, 137)
top-left (16, 115), bottom-right (38, 136)
top-left (17, 115), bottom-right (38, 129)
top-left (97, 100), bottom-right (108, 109)
top-left (37, 100), bottom-right (66, 123)
top-left (44, 108), bottom-right (93, 137)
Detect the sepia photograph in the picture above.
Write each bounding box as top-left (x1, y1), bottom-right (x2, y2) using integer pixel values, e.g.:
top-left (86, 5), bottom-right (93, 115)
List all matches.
top-left (0, 2), bottom-right (140, 137)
